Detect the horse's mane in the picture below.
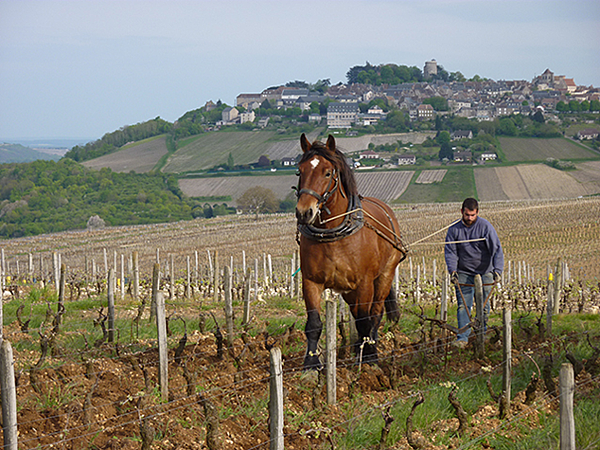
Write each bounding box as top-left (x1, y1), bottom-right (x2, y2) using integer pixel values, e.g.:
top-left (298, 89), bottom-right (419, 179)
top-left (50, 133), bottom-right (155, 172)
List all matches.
top-left (300, 140), bottom-right (358, 197)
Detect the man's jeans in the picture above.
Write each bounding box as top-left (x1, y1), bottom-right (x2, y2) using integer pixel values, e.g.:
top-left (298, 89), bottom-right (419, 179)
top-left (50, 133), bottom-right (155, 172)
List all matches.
top-left (455, 272), bottom-right (494, 342)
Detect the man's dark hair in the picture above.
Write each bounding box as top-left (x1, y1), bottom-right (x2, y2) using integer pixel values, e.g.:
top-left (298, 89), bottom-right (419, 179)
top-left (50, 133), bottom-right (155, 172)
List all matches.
top-left (462, 197), bottom-right (479, 211)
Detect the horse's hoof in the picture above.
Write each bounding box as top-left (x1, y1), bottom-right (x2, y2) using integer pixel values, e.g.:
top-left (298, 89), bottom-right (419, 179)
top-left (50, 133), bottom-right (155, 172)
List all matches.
top-left (303, 355), bottom-right (323, 371)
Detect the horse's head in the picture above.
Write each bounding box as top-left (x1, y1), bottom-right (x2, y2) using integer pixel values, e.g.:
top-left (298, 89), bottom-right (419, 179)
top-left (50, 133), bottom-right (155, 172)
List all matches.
top-left (295, 133), bottom-right (355, 226)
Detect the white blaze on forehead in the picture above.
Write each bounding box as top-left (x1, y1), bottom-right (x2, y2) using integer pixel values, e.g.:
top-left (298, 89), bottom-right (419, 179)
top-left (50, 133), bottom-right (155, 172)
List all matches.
top-left (310, 157), bottom-right (320, 169)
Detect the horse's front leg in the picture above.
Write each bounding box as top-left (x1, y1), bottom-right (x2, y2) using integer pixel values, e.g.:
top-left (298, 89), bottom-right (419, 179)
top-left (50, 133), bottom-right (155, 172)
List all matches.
top-left (303, 280), bottom-right (323, 370)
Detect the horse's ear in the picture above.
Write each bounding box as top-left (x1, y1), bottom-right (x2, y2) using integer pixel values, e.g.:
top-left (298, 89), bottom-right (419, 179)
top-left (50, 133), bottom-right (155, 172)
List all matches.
top-left (326, 135), bottom-right (336, 154)
top-left (300, 133), bottom-right (311, 153)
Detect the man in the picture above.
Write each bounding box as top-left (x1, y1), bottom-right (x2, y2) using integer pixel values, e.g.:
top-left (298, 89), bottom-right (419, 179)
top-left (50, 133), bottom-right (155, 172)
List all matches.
top-left (445, 198), bottom-right (504, 348)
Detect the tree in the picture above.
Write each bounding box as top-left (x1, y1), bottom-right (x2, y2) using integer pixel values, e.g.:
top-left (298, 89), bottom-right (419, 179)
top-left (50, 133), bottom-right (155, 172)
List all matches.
top-left (237, 186), bottom-right (279, 219)
top-left (532, 110), bottom-right (545, 123)
top-left (436, 131), bottom-right (451, 146)
top-left (227, 152), bottom-right (234, 170)
top-left (580, 100), bottom-right (590, 111)
top-left (568, 100), bottom-right (580, 112)
top-left (439, 142), bottom-right (453, 160)
top-left (423, 97), bottom-right (448, 111)
top-left (498, 117), bottom-right (517, 136)
top-left (556, 101), bottom-right (568, 112)
top-left (257, 155), bottom-right (271, 167)
top-left (590, 99), bottom-right (600, 112)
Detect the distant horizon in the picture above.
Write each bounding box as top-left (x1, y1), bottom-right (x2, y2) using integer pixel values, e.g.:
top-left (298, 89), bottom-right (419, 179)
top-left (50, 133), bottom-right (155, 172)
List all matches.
top-left (2, 0), bottom-right (598, 142)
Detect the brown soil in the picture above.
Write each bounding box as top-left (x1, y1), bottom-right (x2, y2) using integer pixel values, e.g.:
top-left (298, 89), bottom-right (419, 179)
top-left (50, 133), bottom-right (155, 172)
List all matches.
top-left (5, 315), bottom-right (596, 450)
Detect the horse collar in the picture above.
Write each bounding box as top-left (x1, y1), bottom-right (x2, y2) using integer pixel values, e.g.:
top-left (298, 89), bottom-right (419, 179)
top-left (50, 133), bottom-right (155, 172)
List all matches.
top-left (298, 194), bottom-right (364, 243)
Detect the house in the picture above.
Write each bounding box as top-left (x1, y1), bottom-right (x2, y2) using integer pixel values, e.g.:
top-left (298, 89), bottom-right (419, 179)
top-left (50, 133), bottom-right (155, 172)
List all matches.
top-left (367, 105), bottom-right (384, 115)
top-left (239, 110), bottom-right (255, 124)
top-left (481, 152), bottom-right (498, 161)
top-left (308, 113), bottom-right (322, 123)
top-left (577, 129), bottom-right (599, 140)
top-left (221, 107), bottom-right (239, 123)
top-left (257, 117), bottom-right (270, 128)
top-left (327, 102), bottom-right (359, 128)
top-left (281, 157), bottom-right (296, 167)
top-left (451, 130), bottom-right (473, 140)
top-left (296, 95), bottom-right (326, 111)
top-left (236, 93), bottom-right (262, 108)
top-left (397, 155), bottom-right (416, 165)
top-left (359, 150), bottom-right (379, 159)
top-left (417, 103), bottom-right (435, 119)
top-left (453, 150), bottom-right (471, 162)
top-left (281, 89), bottom-right (309, 103)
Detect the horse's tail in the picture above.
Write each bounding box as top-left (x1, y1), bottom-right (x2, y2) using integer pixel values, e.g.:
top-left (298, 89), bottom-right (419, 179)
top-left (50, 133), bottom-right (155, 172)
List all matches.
top-left (385, 287), bottom-right (400, 323)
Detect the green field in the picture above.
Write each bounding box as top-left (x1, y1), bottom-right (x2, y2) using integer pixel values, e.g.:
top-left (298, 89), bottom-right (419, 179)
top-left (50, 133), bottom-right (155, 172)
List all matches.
top-left (498, 137), bottom-right (597, 162)
top-left (162, 131), bottom-right (285, 173)
top-left (395, 166), bottom-right (476, 203)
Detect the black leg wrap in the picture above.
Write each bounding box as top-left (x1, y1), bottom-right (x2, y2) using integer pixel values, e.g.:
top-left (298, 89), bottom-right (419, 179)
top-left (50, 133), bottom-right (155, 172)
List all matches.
top-left (303, 310), bottom-right (323, 370)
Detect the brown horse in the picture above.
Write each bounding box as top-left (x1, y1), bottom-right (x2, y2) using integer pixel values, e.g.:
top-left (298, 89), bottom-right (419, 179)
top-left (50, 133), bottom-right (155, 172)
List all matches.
top-left (295, 133), bottom-right (407, 369)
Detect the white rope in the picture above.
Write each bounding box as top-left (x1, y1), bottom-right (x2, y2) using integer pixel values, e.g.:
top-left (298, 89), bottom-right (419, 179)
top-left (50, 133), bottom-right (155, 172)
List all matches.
top-left (413, 237), bottom-right (487, 246)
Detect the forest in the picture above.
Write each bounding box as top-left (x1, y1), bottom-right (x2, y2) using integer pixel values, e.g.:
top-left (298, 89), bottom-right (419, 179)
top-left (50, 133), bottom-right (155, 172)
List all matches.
top-left (0, 159), bottom-right (206, 238)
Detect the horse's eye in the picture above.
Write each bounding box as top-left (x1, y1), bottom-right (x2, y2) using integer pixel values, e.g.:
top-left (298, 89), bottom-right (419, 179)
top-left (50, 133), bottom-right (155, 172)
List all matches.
top-left (325, 171), bottom-right (332, 178)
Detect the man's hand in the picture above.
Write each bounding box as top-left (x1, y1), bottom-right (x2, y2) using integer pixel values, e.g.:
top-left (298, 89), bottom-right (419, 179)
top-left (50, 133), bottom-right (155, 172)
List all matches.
top-left (450, 271), bottom-right (459, 285)
top-left (493, 271), bottom-right (501, 283)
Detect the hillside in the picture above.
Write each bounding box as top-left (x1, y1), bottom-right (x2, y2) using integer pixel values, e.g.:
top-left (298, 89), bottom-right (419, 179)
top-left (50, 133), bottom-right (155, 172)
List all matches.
top-left (0, 159), bottom-right (201, 238)
top-left (497, 136), bottom-right (596, 161)
top-left (0, 143), bottom-right (61, 163)
top-left (81, 135), bottom-right (168, 173)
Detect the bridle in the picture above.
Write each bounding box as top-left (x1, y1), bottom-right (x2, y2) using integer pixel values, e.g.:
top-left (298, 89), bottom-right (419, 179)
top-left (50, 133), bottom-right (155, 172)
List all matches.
top-left (293, 168), bottom-right (341, 215)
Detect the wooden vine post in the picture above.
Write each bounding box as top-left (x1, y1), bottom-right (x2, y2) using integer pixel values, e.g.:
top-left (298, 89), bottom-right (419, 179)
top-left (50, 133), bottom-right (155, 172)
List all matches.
top-left (547, 274), bottom-right (554, 336)
top-left (474, 274), bottom-right (485, 358)
top-left (169, 254), bottom-right (175, 300)
top-left (553, 257), bottom-right (563, 315)
top-left (269, 347), bottom-right (284, 450)
top-left (559, 363), bottom-right (576, 450)
top-left (243, 267), bottom-right (252, 325)
top-left (213, 250), bottom-right (219, 302)
top-left (107, 268), bottom-right (115, 343)
top-left (155, 291), bottom-right (169, 402)
top-left (325, 291), bottom-right (337, 406)
top-left (224, 265), bottom-right (234, 349)
top-left (500, 306), bottom-right (512, 418)
top-left (120, 254), bottom-right (125, 301)
top-left (150, 263), bottom-right (160, 322)
top-left (58, 263), bottom-right (66, 327)
top-left (0, 339), bottom-right (18, 450)
top-left (440, 274), bottom-right (448, 348)
top-left (133, 251), bottom-right (139, 301)
top-left (186, 255), bottom-right (191, 298)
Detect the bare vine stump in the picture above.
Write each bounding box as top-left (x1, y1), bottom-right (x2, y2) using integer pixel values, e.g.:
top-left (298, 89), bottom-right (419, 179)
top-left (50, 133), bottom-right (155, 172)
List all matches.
top-left (448, 387), bottom-right (468, 435)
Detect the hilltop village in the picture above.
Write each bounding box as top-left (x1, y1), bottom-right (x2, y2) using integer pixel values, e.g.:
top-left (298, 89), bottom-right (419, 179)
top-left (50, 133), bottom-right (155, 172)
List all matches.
top-left (232, 62), bottom-right (597, 129)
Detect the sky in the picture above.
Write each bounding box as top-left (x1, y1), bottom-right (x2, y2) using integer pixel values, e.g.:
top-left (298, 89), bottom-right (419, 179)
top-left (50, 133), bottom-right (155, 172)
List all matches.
top-left (1, 0), bottom-right (599, 142)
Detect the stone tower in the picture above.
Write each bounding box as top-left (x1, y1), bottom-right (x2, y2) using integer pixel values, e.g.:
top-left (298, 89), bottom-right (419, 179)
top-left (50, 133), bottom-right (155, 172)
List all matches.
top-left (424, 59), bottom-right (438, 78)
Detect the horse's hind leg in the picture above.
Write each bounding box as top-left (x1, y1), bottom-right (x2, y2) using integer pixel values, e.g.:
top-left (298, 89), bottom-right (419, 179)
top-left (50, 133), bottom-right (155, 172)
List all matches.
top-left (354, 313), bottom-right (380, 364)
top-left (346, 288), bottom-right (381, 364)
